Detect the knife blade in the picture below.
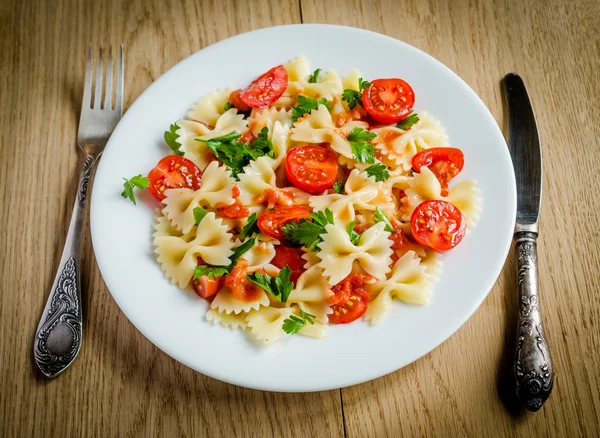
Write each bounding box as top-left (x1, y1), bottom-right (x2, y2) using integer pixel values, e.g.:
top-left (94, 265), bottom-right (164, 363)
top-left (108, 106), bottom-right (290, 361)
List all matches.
top-left (503, 73), bottom-right (553, 412)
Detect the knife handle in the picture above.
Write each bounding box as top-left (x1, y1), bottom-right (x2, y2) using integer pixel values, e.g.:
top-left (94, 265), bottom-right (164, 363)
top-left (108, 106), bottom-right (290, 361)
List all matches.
top-left (513, 230), bottom-right (554, 411)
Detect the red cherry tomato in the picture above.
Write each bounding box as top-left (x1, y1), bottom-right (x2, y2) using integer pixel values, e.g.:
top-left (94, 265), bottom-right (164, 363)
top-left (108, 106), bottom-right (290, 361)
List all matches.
top-left (257, 206), bottom-right (312, 240)
top-left (285, 145), bottom-right (338, 194)
top-left (239, 65), bottom-right (288, 109)
top-left (328, 274), bottom-right (374, 324)
top-left (362, 78), bottom-right (415, 124)
top-left (410, 200), bottom-right (466, 252)
top-left (148, 156), bottom-right (202, 201)
top-left (412, 147), bottom-right (464, 196)
top-left (271, 245), bottom-right (306, 283)
top-left (229, 89), bottom-right (251, 112)
top-left (192, 257), bottom-right (222, 299)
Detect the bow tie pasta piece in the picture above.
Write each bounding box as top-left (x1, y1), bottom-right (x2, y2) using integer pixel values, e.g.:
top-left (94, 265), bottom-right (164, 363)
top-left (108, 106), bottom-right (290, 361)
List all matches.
top-left (206, 308), bottom-right (249, 330)
top-left (235, 235), bottom-right (277, 272)
top-left (290, 104), bottom-right (335, 143)
top-left (402, 166), bottom-right (481, 227)
top-left (301, 69), bottom-right (343, 101)
top-left (287, 265), bottom-right (334, 323)
top-left (317, 222), bottom-right (393, 286)
top-left (384, 166), bottom-right (413, 191)
top-left (248, 108), bottom-right (292, 138)
top-left (162, 161), bottom-right (237, 234)
top-left (246, 306), bottom-right (327, 344)
top-left (211, 287), bottom-right (270, 315)
top-left (153, 212), bottom-right (234, 288)
top-left (329, 120), bottom-right (371, 161)
top-left (342, 69), bottom-right (362, 91)
top-left (270, 121), bottom-right (293, 167)
top-left (373, 112), bottom-right (448, 172)
top-left (188, 88), bottom-right (234, 127)
top-left (364, 250), bottom-right (441, 325)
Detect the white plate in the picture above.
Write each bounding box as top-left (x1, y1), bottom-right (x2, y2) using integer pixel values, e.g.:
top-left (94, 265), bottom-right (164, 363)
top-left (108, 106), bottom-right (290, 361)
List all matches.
top-left (90, 24), bottom-right (516, 392)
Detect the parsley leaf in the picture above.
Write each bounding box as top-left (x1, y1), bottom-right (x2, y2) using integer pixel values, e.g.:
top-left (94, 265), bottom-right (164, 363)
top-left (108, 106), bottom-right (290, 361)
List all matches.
top-left (223, 102), bottom-right (233, 111)
top-left (397, 111), bottom-right (420, 130)
top-left (333, 179), bottom-right (346, 194)
top-left (308, 68), bottom-right (322, 83)
top-left (192, 237), bottom-right (257, 280)
top-left (282, 310), bottom-right (316, 335)
top-left (164, 123), bottom-right (184, 156)
top-left (121, 175), bottom-right (150, 205)
top-left (374, 207), bottom-right (394, 232)
top-left (247, 266), bottom-right (294, 303)
top-left (196, 130), bottom-right (273, 178)
top-left (365, 163), bottom-right (390, 182)
top-left (347, 127), bottom-right (377, 164)
top-left (193, 206), bottom-right (208, 225)
top-left (291, 95), bottom-right (331, 122)
top-left (341, 77), bottom-right (371, 109)
top-left (346, 221), bottom-right (362, 245)
top-left (281, 209), bottom-right (335, 252)
top-left (240, 212), bottom-right (260, 240)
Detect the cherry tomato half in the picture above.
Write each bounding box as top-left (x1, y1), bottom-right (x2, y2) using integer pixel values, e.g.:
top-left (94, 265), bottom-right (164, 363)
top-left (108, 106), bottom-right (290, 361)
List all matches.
top-left (362, 78), bottom-right (415, 124)
top-left (285, 145), bottom-right (338, 194)
top-left (328, 274), bottom-right (374, 324)
top-left (257, 206), bottom-right (312, 240)
top-left (239, 65), bottom-right (288, 109)
top-left (191, 257), bottom-right (222, 300)
top-left (271, 245), bottom-right (306, 283)
top-left (412, 147), bottom-right (464, 196)
top-left (148, 156), bottom-right (202, 201)
top-left (410, 200), bottom-right (466, 252)
top-left (229, 89), bottom-right (251, 112)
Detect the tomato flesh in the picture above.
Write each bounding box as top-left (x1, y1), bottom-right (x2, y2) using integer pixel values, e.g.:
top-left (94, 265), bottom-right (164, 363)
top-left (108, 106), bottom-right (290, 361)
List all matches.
top-left (271, 245), bottom-right (306, 283)
top-left (285, 145), bottom-right (338, 194)
top-left (239, 65), bottom-right (288, 109)
top-left (218, 200), bottom-right (249, 219)
top-left (257, 206), bottom-right (312, 240)
top-left (412, 147), bottom-right (464, 196)
top-left (229, 89), bottom-right (251, 112)
top-left (362, 78), bottom-right (415, 124)
top-left (223, 260), bottom-right (263, 302)
top-left (410, 200), bottom-right (466, 252)
top-left (148, 156), bottom-right (202, 201)
top-left (328, 274), bottom-right (374, 324)
top-left (192, 257), bottom-right (222, 299)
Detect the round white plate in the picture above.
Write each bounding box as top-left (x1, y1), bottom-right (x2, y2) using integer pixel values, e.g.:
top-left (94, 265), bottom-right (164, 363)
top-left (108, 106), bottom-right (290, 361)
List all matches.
top-left (91, 24), bottom-right (516, 392)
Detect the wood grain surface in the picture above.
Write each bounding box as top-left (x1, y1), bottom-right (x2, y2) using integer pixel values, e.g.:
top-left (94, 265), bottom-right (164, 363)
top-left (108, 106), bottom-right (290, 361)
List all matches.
top-left (1, 0), bottom-right (599, 436)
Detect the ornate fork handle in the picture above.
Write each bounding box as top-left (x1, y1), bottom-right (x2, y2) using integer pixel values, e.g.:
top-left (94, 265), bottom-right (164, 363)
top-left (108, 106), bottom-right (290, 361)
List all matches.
top-left (33, 154), bottom-right (100, 378)
top-left (514, 230), bottom-right (554, 411)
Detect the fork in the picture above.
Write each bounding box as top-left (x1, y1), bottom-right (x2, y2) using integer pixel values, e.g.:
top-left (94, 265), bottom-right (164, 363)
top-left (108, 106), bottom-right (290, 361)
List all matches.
top-left (33, 44), bottom-right (124, 378)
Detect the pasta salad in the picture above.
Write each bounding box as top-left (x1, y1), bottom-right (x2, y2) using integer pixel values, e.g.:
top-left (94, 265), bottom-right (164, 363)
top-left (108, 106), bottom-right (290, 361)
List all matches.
top-left (121, 56), bottom-right (480, 344)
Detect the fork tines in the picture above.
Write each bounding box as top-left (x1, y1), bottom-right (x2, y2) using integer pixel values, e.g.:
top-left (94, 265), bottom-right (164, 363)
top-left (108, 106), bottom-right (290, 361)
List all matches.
top-left (82, 43), bottom-right (124, 114)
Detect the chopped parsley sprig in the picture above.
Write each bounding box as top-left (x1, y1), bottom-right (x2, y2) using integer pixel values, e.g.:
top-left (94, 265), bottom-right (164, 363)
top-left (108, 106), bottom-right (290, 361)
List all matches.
top-left (282, 310), bottom-right (316, 335)
top-left (281, 209), bottom-right (335, 252)
top-left (333, 179), bottom-right (346, 194)
top-left (291, 95), bottom-right (331, 122)
top-left (374, 207), bottom-right (395, 233)
top-left (240, 212), bottom-right (260, 240)
top-left (193, 206), bottom-right (209, 225)
top-left (192, 237), bottom-right (257, 280)
top-left (308, 68), bottom-right (321, 83)
top-left (397, 111), bottom-right (419, 130)
top-left (347, 127), bottom-right (377, 164)
top-left (346, 221), bottom-right (362, 245)
top-left (365, 163), bottom-right (390, 182)
top-left (164, 123), bottom-right (184, 156)
top-left (121, 175), bottom-right (149, 205)
top-left (341, 77), bottom-right (371, 109)
top-left (247, 266), bottom-right (294, 303)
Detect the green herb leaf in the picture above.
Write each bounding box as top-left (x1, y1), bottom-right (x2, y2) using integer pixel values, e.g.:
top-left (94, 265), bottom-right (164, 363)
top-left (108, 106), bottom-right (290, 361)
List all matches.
top-left (224, 102), bottom-right (233, 111)
top-left (251, 127), bottom-right (274, 158)
top-left (308, 68), bottom-right (322, 83)
top-left (374, 207), bottom-right (394, 233)
top-left (121, 175), bottom-right (150, 205)
top-left (239, 213), bottom-right (259, 240)
top-left (341, 77), bottom-right (371, 109)
top-left (281, 209), bottom-right (335, 252)
top-left (192, 237), bottom-right (257, 280)
top-left (396, 111), bottom-right (420, 130)
top-left (291, 95), bottom-right (331, 122)
top-left (247, 266), bottom-right (294, 303)
top-left (164, 123), bottom-right (184, 156)
top-left (347, 127), bottom-right (377, 164)
top-left (365, 163), bottom-right (390, 182)
top-left (193, 206), bottom-right (209, 225)
top-left (282, 310), bottom-right (317, 335)
top-left (346, 221), bottom-right (362, 245)
top-left (333, 180), bottom-right (346, 194)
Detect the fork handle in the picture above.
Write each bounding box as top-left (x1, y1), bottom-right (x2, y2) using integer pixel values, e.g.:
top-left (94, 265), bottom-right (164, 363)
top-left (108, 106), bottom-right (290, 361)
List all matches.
top-left (33, 153), bottom-right (100, 378)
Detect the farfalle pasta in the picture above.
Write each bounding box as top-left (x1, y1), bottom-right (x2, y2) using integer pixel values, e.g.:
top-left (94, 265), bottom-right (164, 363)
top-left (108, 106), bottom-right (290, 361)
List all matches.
top-left (121, 56), bottom-right (481, 344)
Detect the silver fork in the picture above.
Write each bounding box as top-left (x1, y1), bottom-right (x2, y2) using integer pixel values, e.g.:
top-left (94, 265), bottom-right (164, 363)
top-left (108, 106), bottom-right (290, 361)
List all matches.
top-left (33, 44), bottom-right (124, 378)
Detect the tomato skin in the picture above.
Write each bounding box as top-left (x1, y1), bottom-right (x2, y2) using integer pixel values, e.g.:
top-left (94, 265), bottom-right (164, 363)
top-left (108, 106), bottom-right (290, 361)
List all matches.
top-left (257, 206), bottom-right (312, 240)
top-left (285, 146), bottom-right (338, 194)
top-left (410, 200), bottom-right (466, 252)
top-left (412, 147), bottom-right (464, 196)
top-left (239, 65), bottom-right (288, 109)
top-left (148, 156), bottom-right (202, 202)
top-left (229, 89), bottom-right (251, 112)
top-left (271, 245), bottom-right (306, 283)
top-left (328, 274), bottom-right (374, 324)
top-left (362, 78), bottom-right (415, 124)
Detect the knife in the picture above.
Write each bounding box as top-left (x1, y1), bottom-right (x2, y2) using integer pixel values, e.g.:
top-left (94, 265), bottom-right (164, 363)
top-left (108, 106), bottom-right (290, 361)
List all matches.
top-left (503, 73), bottom-right (554, 411)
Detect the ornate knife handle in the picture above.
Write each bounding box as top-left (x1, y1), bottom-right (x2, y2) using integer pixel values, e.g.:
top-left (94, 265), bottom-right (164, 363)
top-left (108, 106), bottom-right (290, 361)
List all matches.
top-left (513, 230), bottom-right (554, 411)
top-left (33, 154), bottom-right (99, 378)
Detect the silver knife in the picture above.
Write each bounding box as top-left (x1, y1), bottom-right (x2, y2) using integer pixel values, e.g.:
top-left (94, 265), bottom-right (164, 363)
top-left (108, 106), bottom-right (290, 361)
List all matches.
top-left (503, 73), bottom-right (554, 411)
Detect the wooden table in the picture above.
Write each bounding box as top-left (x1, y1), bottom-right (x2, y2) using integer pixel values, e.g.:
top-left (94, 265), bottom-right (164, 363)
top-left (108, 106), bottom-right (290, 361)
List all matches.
top-left (1, 0), bottom-right (599, 436)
